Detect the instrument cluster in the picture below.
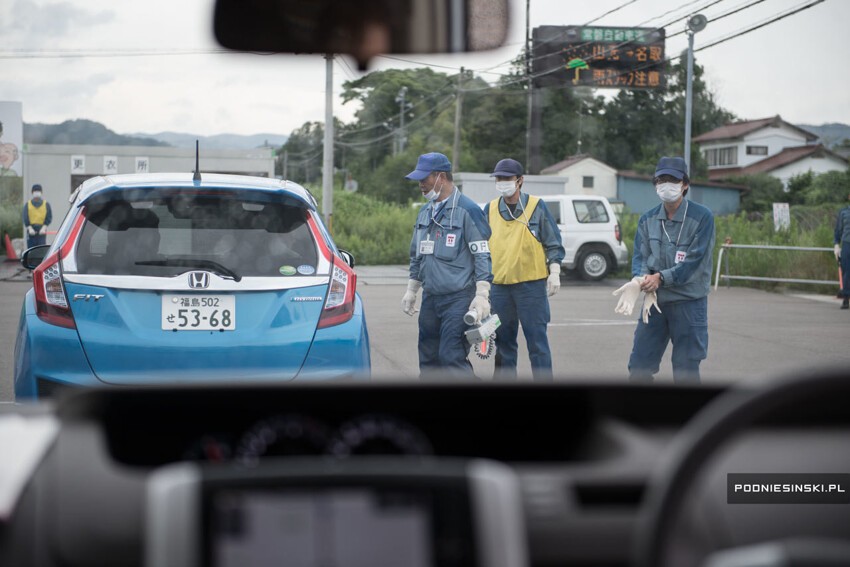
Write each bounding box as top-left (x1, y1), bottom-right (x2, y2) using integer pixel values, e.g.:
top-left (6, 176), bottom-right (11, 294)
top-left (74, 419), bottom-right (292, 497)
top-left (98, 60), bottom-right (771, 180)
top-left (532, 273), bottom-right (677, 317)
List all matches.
top-left (181, 412), bottom-right (434, 463)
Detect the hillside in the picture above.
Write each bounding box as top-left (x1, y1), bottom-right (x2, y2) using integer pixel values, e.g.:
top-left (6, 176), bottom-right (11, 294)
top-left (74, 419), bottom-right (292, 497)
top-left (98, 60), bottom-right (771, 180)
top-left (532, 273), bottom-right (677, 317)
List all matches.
top-left (798, 122), bottom-right (850, 148)
top-left (24, 119), bottom-right (167, 146)
top-left (22, 119), bottom-right (288, 150)
top-left (134, 131), bottom-right (288, 150)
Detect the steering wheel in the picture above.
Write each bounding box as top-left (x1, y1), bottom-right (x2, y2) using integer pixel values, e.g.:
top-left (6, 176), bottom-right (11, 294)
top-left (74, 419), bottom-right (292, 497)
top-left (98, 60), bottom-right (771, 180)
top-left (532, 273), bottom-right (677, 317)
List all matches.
top-left (633, 370), bottom-right (850, 567)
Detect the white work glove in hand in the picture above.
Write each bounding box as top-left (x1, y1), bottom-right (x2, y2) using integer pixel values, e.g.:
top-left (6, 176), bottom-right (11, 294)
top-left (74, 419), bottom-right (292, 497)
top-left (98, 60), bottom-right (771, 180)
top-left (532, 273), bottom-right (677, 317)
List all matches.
top-left (547, 263), bottom-right (561, 297)
top-left (835, 244), bottom-right (842, 262)
top-left (401, 279), bottom-right (422, 316)
top-left (612, 276), bottom-right (645, 316)
top-left (642, 290), bottom-right (661, 324)
top-left (27, 226), bottom-right (36, 236)
top-left (38, 226), bottom-right (47, 235)
top-left (468, 280), bottom-right (491, 324)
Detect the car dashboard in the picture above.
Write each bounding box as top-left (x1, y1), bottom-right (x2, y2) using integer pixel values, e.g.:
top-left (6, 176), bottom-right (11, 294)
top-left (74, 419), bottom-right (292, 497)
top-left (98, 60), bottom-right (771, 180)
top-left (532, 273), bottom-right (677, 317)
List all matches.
top-left (2, 379), bottom-right (850, 567)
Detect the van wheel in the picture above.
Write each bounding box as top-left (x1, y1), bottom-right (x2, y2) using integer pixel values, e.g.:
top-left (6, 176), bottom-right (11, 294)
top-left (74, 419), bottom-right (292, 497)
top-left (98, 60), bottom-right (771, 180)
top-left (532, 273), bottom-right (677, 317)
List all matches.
top-left (578, 248), bottom-right (610, 281)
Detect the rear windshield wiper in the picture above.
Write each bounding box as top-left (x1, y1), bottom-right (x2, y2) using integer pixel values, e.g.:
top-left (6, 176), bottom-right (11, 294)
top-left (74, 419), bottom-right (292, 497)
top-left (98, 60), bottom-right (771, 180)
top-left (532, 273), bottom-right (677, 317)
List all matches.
top-left (135, 259), bottom-right (242, 282)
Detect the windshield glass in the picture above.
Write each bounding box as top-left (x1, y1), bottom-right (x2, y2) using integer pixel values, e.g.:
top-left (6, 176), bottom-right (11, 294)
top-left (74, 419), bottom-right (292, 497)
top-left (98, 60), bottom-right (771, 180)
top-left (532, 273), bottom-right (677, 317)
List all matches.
top-left (0, 0), bottom-right (848, 393)
top-left (75, 196), bottom-right (317, 277)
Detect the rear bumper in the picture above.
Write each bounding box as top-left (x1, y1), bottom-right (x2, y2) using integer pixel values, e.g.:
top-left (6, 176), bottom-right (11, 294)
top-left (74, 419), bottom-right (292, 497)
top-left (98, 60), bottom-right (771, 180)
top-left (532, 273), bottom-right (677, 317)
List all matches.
top-left (297, 294), bottom-right (371, 380)
top-left (14, 291), bottom-right (104, 401)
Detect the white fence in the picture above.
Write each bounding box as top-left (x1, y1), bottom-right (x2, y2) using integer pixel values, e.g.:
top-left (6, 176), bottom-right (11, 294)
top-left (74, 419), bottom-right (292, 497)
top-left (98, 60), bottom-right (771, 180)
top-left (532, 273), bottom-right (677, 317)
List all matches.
top-left (714, 244), bottom-right (836, 290)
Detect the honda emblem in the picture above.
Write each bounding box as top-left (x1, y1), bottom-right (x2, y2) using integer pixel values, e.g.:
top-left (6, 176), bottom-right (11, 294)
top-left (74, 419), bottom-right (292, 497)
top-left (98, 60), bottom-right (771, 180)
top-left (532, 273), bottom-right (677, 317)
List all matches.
top-left (188, 272), bottom-right (210, 289)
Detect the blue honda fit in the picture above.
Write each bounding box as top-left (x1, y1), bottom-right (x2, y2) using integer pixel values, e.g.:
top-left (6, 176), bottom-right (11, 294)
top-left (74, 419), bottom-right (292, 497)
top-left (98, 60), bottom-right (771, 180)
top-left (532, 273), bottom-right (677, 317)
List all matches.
top-left (14, 173), bottom-right (370, 399)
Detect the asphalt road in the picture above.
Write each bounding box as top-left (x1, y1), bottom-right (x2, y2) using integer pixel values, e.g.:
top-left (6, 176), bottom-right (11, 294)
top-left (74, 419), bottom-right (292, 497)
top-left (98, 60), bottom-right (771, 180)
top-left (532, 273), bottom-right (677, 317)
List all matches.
top-left (2, 264), bottom-right (849, 402)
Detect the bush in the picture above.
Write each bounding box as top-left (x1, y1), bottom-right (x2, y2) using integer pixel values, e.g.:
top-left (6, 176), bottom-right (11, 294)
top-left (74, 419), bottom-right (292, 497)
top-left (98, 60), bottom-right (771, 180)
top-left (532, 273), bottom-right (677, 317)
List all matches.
top-left (310, 187), bottom-right (419, 265)
top-left (0, 203), bottom-right (22, 243)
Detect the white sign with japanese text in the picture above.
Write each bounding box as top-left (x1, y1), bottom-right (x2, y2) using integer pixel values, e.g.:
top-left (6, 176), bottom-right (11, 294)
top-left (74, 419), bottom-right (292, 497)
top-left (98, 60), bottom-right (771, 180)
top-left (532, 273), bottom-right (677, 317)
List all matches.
top-left (103, 156), bottom-right (118, 174)
top-left (70, 155), bottom-right (86, 173)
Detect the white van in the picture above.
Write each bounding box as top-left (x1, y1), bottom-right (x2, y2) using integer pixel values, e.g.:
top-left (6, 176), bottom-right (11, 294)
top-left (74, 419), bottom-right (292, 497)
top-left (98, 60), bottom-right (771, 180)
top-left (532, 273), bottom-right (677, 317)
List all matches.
top-left (539, 195), bottom-right (629, 281)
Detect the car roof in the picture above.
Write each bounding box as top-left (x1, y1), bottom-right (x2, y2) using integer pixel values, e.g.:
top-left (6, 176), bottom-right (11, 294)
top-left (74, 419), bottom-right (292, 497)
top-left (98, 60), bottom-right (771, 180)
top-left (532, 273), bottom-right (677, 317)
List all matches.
top-left (71, 173), bottom-right (317, 209)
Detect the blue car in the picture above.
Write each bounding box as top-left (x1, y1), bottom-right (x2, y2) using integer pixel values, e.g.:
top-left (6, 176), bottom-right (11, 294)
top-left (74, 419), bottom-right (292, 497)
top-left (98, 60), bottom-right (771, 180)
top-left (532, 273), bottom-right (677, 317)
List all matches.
top-left (14, 173), bottom-right (370, 399)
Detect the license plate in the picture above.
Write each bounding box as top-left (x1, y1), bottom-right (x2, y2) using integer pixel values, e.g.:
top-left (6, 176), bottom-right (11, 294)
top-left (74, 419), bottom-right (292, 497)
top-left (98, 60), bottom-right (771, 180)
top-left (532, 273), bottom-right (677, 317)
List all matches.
top-left (161, 295), bottom-right (236, 331)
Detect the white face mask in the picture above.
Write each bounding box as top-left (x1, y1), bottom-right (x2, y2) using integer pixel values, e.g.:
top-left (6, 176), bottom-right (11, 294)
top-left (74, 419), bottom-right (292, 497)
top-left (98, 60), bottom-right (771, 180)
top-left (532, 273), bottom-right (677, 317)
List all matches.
top-left (422, 174), bottom-right (442, 201)
top-left (656, 182), bottom-right (683, 203)
top-left (495, 181), bottom-right (517, 197)
top-left (32, 191), bottom-right (43, 199)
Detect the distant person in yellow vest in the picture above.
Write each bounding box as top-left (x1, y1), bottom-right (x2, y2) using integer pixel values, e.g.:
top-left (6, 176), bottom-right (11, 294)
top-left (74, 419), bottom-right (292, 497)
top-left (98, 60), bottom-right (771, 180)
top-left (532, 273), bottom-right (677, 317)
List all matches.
top-left (22, 184), bottom-right (52, 249)
top-left (483, 158), bottom-right (565, 381)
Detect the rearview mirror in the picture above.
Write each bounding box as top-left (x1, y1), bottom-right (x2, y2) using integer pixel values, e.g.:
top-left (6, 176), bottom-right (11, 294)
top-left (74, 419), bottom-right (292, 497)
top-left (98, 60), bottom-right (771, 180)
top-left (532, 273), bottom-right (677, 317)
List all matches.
top-left (213, 0), bottom-right (509, 68)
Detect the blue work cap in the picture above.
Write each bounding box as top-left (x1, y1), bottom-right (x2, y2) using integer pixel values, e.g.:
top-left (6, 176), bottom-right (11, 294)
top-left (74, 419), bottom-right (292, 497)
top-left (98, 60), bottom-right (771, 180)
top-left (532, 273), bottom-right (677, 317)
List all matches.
top-left (405, 152), bottom-right (452, 181)
top-left (654, 156), bottom-right (688, 180)
top-left (490, 158), bottom-right (524, 177)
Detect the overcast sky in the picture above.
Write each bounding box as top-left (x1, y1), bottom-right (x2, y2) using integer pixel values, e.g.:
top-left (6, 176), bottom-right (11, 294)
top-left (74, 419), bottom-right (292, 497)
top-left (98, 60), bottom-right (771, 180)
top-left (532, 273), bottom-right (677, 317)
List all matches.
top-left (1, 0), bottom-right (846, 137)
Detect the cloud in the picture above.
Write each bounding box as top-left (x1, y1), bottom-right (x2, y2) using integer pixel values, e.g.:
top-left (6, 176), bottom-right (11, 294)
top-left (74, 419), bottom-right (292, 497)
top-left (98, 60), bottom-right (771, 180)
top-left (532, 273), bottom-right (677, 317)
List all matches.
top-left (2, 0), bottom-right (113, 44)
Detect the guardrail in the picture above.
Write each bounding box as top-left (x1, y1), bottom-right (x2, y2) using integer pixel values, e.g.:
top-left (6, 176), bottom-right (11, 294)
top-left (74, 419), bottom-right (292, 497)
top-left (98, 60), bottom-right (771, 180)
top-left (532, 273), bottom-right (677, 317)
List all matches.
top-left (714, 244), bottom-right (836, 290)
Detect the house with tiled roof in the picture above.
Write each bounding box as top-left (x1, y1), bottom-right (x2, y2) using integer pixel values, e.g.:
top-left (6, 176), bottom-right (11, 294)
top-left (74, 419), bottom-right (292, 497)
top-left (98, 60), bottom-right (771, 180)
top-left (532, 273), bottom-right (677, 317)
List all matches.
top-left (693, 115), bottom-right (848, 185)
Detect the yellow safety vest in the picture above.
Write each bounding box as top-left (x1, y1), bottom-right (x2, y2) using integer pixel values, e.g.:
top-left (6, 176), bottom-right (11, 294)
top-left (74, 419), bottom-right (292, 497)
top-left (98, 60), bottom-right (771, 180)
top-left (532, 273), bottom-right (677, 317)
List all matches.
top-left (488, 195), bottom-right (548, 285)
top-left (27, 200), bottom-right (48, 226)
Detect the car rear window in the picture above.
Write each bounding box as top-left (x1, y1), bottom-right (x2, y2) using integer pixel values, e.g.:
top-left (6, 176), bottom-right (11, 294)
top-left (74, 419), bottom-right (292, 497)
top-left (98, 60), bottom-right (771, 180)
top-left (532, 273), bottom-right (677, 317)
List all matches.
top-left (75, 195), bottom-right (318, 277)
top-left (572, 200), bottom-right (609, 224)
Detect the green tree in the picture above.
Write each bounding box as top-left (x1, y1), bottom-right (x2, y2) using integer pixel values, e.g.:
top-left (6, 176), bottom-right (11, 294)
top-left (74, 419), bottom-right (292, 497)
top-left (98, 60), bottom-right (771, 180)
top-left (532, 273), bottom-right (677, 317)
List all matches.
top-left (804, 169), bottom-right (850, 205)
top-left (785, 171), bottom-right (814, 205)
top-left (729, 173), bottom-right (787, 212)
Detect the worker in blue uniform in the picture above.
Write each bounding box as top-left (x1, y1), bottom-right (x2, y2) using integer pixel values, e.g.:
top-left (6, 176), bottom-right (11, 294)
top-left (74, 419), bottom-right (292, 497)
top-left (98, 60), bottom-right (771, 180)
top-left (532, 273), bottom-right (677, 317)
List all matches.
top-left (834, 194), bottom-right (850, 310)
top-left (22, 183), bottom-right (52, 249)
top-left (615, 156), bottom-right (716, 383)
top-left (483, 158), bottom-right (565, 381)
top-left (401, 152), bottom-right (493, 378)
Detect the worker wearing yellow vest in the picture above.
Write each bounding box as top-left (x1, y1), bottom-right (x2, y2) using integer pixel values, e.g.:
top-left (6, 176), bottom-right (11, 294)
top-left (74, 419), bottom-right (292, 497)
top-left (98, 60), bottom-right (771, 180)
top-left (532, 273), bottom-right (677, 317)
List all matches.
top-left (483, 159), bottom-right (565, 381)
top-left (22, 183), bottom-right (52, 249)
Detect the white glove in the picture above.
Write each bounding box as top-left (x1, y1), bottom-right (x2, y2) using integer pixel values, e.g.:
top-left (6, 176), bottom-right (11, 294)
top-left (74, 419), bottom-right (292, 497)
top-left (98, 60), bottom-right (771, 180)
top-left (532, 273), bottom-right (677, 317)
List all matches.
top-left (38, 226), bottom-right (47, 235)
top-left (401, 279), bottom-right (422, 316)
top-left (468, 280), bottom-right (491, 324)
top-left (27, 226), bottom-right (36, 236)
top-left (613, 276), bottom-right (644, 316)
top-left (642, 290), bottom-right (661, 324)
top-left (546, 263), bottom-right (561, 297)
top-left (835, 244), bottom-right (842, 262)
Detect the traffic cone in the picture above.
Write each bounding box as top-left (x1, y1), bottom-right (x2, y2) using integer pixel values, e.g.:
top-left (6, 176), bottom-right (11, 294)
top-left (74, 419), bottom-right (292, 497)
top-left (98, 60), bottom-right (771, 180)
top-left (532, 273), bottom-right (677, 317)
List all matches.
top-left (4, 232), bottom-right (18, 261)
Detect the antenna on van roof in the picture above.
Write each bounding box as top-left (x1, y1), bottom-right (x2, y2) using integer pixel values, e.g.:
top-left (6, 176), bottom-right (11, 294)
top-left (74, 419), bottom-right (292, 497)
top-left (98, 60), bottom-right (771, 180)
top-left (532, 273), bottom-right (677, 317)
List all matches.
top-left (192, 140), bottom-right (201, 182)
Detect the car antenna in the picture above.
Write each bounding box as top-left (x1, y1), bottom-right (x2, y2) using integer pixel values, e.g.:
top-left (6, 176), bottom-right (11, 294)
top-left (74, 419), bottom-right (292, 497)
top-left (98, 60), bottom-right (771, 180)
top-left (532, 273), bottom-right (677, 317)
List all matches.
top-left (192, 140), bottom-right (201, 182)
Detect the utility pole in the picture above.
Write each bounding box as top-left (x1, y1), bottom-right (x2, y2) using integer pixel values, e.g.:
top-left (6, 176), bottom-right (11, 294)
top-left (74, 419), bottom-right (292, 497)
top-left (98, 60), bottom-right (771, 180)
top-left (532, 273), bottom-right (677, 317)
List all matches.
top-left (684, 14), bottom-right (707, 174)
top-left (452, 67), bottom-right (464, 172)
top-left (282, 150), bottom-right (288, 180)
top-left (322, 54), bottom-right (334, 233)
top-left (395, 86), bottom-right (409, 154)
top-left (525, 0), bottom-right (532, 169)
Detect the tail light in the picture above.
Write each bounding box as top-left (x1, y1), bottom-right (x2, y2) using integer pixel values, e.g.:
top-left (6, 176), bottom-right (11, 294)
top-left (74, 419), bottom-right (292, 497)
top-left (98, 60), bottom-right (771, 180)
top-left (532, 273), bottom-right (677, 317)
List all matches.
top-left (306, 212), bottom-right (357, 329)
top-left (33, 213), bottom-right (85, 329)
top-left (615, 222), bottom-right (622, 243)
top-left (318, 260), bottom-right (357, 328)
top-left (33, 252), bottom-right (75, 329)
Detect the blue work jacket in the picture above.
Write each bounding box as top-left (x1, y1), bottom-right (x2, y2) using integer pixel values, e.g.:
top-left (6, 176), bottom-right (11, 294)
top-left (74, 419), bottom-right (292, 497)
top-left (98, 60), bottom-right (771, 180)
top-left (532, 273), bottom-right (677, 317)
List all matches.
top-left (834, 206), bottom-right (850, 244)
top-left (632, 198), bottom-right (715, 303)
top-left (409, 188), bottom-right (493, 295)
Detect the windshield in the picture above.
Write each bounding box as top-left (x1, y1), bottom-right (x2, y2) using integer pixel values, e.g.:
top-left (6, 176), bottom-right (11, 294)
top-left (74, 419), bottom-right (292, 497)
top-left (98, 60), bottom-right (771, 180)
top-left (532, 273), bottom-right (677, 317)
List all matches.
top-left (1, 0), bottom-right (849, 391)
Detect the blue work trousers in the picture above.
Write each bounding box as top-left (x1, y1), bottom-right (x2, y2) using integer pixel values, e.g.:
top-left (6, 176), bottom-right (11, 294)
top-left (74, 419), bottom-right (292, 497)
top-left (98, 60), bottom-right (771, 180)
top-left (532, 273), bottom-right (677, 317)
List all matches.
top-left (841, 242), bottom-right (850, 298)
top-left (628, 296), bottom-right (708, 384)
top-left (418, 288), bottom-right (476, 379)
top-left (491, 279), bottom-right (553, 381)
top-left (26, 232), bottom-right (46, 249)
